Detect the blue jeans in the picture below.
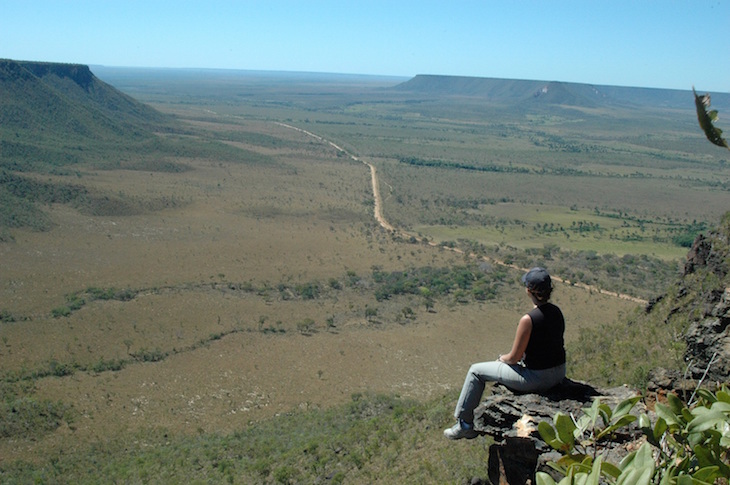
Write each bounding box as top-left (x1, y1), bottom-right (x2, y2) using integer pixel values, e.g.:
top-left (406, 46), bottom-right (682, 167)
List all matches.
top-left (454, 360), bottom-right (566, 423)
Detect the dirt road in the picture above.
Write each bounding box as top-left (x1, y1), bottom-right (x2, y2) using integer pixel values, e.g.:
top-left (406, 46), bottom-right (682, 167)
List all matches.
top-left (274, 122), bottom-right (647, 305)
top-left (275, 122), bottom-right (394, 231)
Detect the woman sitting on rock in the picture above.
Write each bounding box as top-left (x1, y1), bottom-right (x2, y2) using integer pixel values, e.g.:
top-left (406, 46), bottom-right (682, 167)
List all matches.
top-left (444, 267), bottom-right (566, 440)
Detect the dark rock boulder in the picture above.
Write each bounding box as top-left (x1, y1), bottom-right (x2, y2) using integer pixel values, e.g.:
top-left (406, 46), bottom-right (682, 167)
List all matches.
top-left (472, 380), bottom-right (643, 485)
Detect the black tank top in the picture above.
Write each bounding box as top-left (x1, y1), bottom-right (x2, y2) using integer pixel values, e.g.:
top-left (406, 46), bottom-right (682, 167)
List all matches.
top-left (524, 303), bottom-right (566, 370)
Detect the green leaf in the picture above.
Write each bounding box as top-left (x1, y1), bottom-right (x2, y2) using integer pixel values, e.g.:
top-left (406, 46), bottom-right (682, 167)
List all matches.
top-left (620, 442), bottom-right (654, 472)
top-left (613, 396), bottom-right (641, 419)
top-left (535, 472), bottom-right (557, 485)
top-left (687, 410), bottom-right (725, 434)
top-left (693, 443), bottom-right (715, 468)
top-left (575, 413), bottom-right (592, 434)
top-left (638, 413), bottom-right (651, 429)
top-left (658, 466), bottom-right (677, 485)
top-left (598, 403), bottom-right (612, 426)
top-left (600, 461), bottom-right (622, 479)
top-left (688, 431), bottom-right (705, 448)
top-left (583, 398), bottom-right (601, 422)
top-left (720, 420), bottom-right (730, 448)
top-left (617, 444), bottom-right (654, 485)
top-left (577, 400), bottom-right (599, 436)
top-left (709, 401), bottom-right (730, 413)
top-left (539, 421), bottom-right (566, 452)
top-left (696, 388), bottom-right (718, 406)
top-left (616, 466), bottom-right (653, 485)
top-left (638, 413), bottom-right (659, 444)
top-left (681, 407), bottom-right (694, 424)
top-left (653, 417), bottom-right (668, 442)
top-left (595, 414), bottom-right (637, 440)
top-left (693, 442), bottom-right (730, 479)
top-left (555, 413), bottom-right (577, 449)
top-left (655, 402), bottom-right (679, 426)
top-left (614, 414), bottom-right (637, 428)
top-left (691, 405), bottom-right (712, 416)
top-left (693, 465), bottom-right (720, 483)
top-left (674, 476), bottom-right (694, 485)
top-left (716, 390), bottom-right (730, 403)
top-left (584, 456), bottom-right (602, 485)
top-left (556, 453), bottom-right (590, 471)
top-left (667, 393), bottom-right (685, 416)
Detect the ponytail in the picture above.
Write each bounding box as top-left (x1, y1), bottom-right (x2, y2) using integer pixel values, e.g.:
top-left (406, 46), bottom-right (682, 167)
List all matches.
top-left (530, 287), bottom-right (552, 302)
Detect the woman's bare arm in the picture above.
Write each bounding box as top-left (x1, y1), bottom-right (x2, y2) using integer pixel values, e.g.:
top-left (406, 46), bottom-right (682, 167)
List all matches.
top-left (498, 314), bottom-right (532, 364)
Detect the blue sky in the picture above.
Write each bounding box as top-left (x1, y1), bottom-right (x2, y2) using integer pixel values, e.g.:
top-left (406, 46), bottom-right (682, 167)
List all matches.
top-left (2, 0), bottom-right (729, 91)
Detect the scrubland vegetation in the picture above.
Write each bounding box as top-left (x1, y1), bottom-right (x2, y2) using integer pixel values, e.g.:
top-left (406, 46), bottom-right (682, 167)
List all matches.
top-left (1, 66), bottom-right (728, 482)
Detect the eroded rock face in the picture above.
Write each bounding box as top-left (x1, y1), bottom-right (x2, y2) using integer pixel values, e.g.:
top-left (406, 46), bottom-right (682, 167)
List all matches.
top-left (684, 287), bottom-right (730, 383)
top-left (679, 222), bottom-right (730, 384)
top-left (683, 232), bottom-right (728, 279)
top-left (646, 218), bottom-right (730, 387)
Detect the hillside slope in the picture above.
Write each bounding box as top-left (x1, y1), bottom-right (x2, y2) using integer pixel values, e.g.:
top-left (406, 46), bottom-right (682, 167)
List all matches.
top-left (394, 74), bottom-right (730, 110)
top-left (0, 59), bottom-right (170, 146)
top-left (0, 60), bottom-right (189, 236)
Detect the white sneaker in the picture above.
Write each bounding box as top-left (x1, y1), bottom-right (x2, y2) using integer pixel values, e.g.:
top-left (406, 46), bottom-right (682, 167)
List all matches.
top-left (443, 421), bottom-right (478, 440)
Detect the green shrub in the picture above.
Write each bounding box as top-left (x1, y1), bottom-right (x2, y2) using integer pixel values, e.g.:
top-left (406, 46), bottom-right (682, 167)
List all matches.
top-left (294, 282), bottom-right (321, 300)
top-left (66, 295), bottom-right (85, 311)
top-left (131, 348), bottom-right (167, 362)
top-left (0, 396), bottom-right (73, 439)
top-left (51, 306), bottom-right (71, 318)
top-left (91, 358), bottom-right (125, 373)
top-left (48, 359), bottom-right (75, 377)
top-left (86, 286), bottom-right (117, 300)
top-left (296, 318), bottom-right (316, 334)
top-left (0, 309), bottom-right (16, 323)
top-left (113, 288), bottom-right (137, 301)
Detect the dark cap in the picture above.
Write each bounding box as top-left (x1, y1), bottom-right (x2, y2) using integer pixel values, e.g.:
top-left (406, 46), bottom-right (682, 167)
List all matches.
top-left (521, 267), bottom-right (551, 291)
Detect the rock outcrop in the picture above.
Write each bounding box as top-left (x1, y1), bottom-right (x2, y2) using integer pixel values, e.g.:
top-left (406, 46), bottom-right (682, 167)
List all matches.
top-left (471, 381), bottom-right (643, 485)
top-left (646, 215), bottom-right (730, 389)
top-left (680, 226), bottom-right (730, 383)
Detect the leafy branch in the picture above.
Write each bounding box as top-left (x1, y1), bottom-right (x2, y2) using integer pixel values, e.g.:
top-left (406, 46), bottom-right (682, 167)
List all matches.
top-left (537, 385), bottom-right (730, 485)
top-left (693, 87), bottom-right (729, 150)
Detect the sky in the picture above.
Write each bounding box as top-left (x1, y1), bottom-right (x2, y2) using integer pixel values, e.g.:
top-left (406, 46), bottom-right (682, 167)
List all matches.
top-left (2, 0), bottom-right (729, 92)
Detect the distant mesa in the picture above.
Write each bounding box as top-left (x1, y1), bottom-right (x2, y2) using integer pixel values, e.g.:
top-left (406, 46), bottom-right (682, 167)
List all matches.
top-left (392, 74), bottom-right (730, 110)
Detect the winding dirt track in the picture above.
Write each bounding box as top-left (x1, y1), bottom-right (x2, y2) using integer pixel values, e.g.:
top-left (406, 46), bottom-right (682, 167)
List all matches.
top-left (275, 122), bottom-right (647, 305)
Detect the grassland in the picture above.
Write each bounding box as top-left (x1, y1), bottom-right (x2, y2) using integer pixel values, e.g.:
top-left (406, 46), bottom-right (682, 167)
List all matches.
top-left (1, 68), bottom-right (728, 482)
